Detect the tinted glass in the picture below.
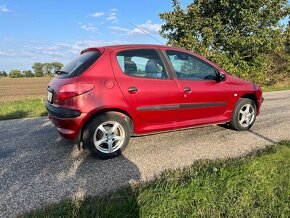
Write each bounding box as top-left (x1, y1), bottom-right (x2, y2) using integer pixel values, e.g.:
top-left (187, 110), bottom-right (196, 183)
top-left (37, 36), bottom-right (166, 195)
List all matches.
top-left (166, 50), bottom-right (217, 80)
top-left (57, 51), bottom-right (101, 78)
top-left (116, 49), bottom-right (168, 79)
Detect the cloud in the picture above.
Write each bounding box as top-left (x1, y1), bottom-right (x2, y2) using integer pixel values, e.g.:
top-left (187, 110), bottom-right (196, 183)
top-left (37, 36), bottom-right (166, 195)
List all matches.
top-left (90, 12), bottom-right (104, 17)
top-left (106, 11), bottom-right (118, 23)
top-left (0, 5), bottom-right (10, 13)
top-left (0, 50), bottom-right (17, 57)
top-left (79, 23), bottom-right (98, 33)
top-left (108, 20), bottom-right (161, 37)
top-left (128, 20), bottom-right (161, 37)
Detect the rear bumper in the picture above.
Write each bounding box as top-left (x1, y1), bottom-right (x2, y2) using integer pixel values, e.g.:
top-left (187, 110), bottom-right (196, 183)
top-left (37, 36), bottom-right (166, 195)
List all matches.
top-left (46, 102), bottom-right (85, 139)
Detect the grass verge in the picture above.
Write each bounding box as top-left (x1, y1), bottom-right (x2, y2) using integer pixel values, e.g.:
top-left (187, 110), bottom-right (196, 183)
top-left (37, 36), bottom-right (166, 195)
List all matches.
top-left (262, 85), bottom-right (290, 92)
top-left (0, 98), bottom-right (47, 120)
top-left (23, 141), bottom-right (290, 217)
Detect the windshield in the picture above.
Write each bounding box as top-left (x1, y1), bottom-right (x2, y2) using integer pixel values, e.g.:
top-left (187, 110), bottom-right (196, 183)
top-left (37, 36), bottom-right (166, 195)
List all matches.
top-left (57, 51), bottom-right (101, 78)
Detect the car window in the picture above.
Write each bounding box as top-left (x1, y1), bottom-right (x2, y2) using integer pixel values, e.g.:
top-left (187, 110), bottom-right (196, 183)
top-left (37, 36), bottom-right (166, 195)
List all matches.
top-left (57, 51), bottom-right (101, 79)
top-left (166, 50), bottom-right (217, 81)
top-left (116, 49), bottom-right (168, 79)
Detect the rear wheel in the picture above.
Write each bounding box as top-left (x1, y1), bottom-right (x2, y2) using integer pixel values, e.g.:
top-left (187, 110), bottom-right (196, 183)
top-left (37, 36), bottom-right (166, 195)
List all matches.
top-left (83, 113), bottom-right (130, 159)
top-left (230, 98), bottom-right (257, 131)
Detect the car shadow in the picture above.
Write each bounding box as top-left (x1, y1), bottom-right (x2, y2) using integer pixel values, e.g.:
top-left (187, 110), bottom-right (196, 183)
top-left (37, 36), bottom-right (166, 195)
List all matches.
top-left (0, 117), bottom-right (140, 217)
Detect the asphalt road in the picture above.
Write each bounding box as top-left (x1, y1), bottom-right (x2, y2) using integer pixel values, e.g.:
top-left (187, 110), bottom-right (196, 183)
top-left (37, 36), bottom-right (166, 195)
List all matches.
top-left (0, 90), bottom-right (290, 217)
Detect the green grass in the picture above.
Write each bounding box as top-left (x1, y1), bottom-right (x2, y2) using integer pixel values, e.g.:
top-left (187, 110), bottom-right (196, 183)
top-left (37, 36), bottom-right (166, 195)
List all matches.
top-left (23, 141), bottom-right (290, 218)
top-left (0, 99), bottom-right (47, 120)
top-left (262, 85), bottom-right (290, 92)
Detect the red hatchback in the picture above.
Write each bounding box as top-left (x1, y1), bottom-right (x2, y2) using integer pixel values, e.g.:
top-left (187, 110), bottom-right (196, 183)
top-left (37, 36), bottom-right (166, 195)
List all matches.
top-left (46, 44), bottom-right (263, 159)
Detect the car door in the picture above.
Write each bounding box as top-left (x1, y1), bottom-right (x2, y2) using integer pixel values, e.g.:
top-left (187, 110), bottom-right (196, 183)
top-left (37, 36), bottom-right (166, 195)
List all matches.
top-left (111, 48), bottom-right (180, 124)
top-left (165, 49), bottom-right (232, 123)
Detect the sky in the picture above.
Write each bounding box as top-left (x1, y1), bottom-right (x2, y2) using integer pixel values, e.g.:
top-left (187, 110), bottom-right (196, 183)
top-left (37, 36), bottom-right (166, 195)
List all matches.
top-left (0, 0), bottom-right (289, 73)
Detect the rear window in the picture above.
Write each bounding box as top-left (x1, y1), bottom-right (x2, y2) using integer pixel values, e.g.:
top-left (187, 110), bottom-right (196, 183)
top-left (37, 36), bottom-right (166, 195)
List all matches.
top-left (57, 51), bottom-right (101, 78)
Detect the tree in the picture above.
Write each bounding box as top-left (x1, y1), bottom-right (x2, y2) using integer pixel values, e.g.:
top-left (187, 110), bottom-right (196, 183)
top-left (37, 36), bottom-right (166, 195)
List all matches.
top-left (43, 63), bottom-right (53, 76)
top-left (51, 62), bottom-right (63, 72)
top-left (22, 70), bottom-right (34, 77)
top-left (160, 0), bottom-right (290, 83)
top-left (32, 62), bottom-right (44, 76)
top-left (9, 70), bottom-right (22, 78)
top-left (0, 71), bottom-right (8, 77)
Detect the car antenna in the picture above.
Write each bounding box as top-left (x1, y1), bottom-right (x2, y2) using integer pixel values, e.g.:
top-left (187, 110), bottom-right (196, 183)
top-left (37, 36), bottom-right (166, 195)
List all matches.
top-left (129, 21), bottom-right (165, 45)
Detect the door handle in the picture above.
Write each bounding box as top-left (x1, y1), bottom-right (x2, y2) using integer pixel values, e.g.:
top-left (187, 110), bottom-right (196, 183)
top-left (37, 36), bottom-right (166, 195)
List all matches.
top-left (128, 87), bottom-right (138, 93)
top-left (184, 87), bottom-right (191, 92)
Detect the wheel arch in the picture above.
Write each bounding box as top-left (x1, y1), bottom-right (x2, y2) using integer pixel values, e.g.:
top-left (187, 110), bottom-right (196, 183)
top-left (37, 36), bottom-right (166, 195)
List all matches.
top-left (78, 108), bottom-right (134, 147)
top-left (240, 93), bottom-right (258, 109)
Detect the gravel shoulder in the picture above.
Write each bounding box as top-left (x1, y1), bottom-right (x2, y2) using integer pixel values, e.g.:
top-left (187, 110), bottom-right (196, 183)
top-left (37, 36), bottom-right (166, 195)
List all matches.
top-left (0, 90), bottom-right (289, 217)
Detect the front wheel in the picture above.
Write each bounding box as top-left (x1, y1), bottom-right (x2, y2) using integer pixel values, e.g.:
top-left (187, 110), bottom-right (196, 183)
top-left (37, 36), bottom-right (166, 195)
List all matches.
top-left (83, 113), bottom-right (130, 159)
top-left (230, 98), bottom-right (257, 131)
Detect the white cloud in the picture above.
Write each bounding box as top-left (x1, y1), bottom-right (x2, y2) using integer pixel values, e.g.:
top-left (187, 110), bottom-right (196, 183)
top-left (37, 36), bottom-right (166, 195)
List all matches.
top-left (90, 12), bottom-right (104, 17)
top-left (79, 23), bottom-right (98, 33)
top-left (128, 20), bottom-right (161, 37)
top-left (106, 10), bottom-right (118, 23)
top-left (0, 50), bottom-right (17, 57)
top-left (0, 5), bottom-right (10, 13)
top-left (108, 21), bottom-right (161, 37)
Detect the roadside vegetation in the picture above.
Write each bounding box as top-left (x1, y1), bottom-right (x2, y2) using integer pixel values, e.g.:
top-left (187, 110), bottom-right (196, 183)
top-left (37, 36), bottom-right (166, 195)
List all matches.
top-left (24, 141), bottom-right (290, 217)
top-left (160, 0), bottom-right (290, 85)
top-left (0, 61), bottom-right (63, 78)
top-left (0, 99), bottom-right (47, 120)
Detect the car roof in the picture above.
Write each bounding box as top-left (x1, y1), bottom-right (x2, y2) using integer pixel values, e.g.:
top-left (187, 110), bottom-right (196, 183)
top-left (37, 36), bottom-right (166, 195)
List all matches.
top-left (81, 44), bottom-right (185, 54)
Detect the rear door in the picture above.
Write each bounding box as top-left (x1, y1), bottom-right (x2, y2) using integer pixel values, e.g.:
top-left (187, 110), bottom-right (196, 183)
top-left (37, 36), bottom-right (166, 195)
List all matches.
top-left (111, 48), bottom-right (180, 124)
top-left (165, 50), bottom-right (232, 122)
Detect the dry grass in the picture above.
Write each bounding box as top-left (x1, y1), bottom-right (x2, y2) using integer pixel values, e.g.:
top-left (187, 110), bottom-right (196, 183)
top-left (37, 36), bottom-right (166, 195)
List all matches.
top-left (0, 77), bottom-right (52, 102)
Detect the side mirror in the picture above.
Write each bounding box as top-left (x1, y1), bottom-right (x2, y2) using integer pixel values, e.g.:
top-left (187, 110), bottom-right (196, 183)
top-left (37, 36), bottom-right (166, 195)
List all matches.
top-left (217, 72), bottom-right (226, 82)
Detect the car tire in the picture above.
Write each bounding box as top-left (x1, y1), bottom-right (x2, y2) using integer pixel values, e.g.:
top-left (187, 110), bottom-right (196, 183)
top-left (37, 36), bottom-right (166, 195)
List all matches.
top-left (230, 98), bottom-right (257, 131)
top-left (83, 113), bottom-right (130, 159)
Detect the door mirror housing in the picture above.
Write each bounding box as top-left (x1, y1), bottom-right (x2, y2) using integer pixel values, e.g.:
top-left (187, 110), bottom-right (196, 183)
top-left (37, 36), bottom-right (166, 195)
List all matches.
top-left (217, 72), bottom-right (226, 82)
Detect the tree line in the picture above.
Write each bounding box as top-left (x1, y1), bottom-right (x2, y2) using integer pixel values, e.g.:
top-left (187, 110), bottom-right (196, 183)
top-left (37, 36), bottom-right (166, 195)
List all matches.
top-left (0, 62), bottom-right (63, 78)
top-left (160, 0), bottom-right (290, 85)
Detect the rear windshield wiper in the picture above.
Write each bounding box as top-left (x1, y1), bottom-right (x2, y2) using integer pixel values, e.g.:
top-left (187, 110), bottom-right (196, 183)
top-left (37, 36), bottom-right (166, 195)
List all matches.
top-left (55, 70), bottom-right (69, 75)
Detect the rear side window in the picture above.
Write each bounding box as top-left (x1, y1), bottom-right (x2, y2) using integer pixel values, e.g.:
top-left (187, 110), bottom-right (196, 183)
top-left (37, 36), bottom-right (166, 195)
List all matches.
top-left (116, 49), bottom-right (168, 79)
top-left (57, 51), bottom-right (101, 78)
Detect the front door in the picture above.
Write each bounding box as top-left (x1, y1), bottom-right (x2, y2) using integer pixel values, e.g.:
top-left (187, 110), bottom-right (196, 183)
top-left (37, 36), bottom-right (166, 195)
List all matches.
top-left (165, 50), bottom-right (231, 123)
top-left (111, 48), bottom-right (179, 124)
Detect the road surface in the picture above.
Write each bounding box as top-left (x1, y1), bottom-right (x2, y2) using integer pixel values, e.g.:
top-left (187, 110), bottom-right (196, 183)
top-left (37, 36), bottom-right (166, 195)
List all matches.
top-left (0, 90), bottom-right (289, 217)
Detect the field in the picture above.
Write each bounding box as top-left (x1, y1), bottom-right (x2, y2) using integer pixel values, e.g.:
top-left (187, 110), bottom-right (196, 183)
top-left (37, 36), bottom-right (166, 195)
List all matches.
top-left (0, 77), bottom-right (52, 102)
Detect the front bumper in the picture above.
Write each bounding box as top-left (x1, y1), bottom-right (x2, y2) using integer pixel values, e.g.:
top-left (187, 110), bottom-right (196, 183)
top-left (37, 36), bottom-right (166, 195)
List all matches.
top-left (46, 102), bottom-right (85, 139)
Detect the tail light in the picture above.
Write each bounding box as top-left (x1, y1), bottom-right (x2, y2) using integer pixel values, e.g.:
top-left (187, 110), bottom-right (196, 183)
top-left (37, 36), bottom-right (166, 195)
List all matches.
top-left (58, 83), bottom-right (94, 99)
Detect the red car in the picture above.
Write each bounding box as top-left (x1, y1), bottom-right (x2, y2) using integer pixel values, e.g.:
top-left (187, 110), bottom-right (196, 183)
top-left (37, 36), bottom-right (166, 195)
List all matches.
top-left (46, 44), bottom-right (263, 159)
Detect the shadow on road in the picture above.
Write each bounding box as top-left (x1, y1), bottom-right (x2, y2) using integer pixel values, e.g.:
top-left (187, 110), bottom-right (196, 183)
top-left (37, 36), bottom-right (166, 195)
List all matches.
top-left (0, 117), bottom-right (141, 217)
top-left (248, 130), bottom-right (277, 144)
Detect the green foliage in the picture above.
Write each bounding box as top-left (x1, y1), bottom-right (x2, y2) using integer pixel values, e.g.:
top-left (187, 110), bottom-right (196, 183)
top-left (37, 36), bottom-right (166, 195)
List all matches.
top-left (24, 142), bottom-right (290, 217)
top-left (32, 62), bottom-right (44, 76)
top-left (9, 69), bottom-right (22, 78)
top-left (51, 62), bottom-right (63, 72)
top-left (160, 0), bottom-right (290, 84)
top-left (0, 98), bottom-right (47, 120)
top-left (0, 71), bottom-right (8, 77)
top-left (32, 61), bottom-right (63, 76)
top-left (22, 70), bottom-right (34, 78)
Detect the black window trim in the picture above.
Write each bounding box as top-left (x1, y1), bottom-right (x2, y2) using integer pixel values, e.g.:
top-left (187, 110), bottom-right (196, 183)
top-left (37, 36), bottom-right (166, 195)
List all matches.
top-left (163, 49), bottom-right (219, 82)
top-left (115, 48), bottom-right (173, 81)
